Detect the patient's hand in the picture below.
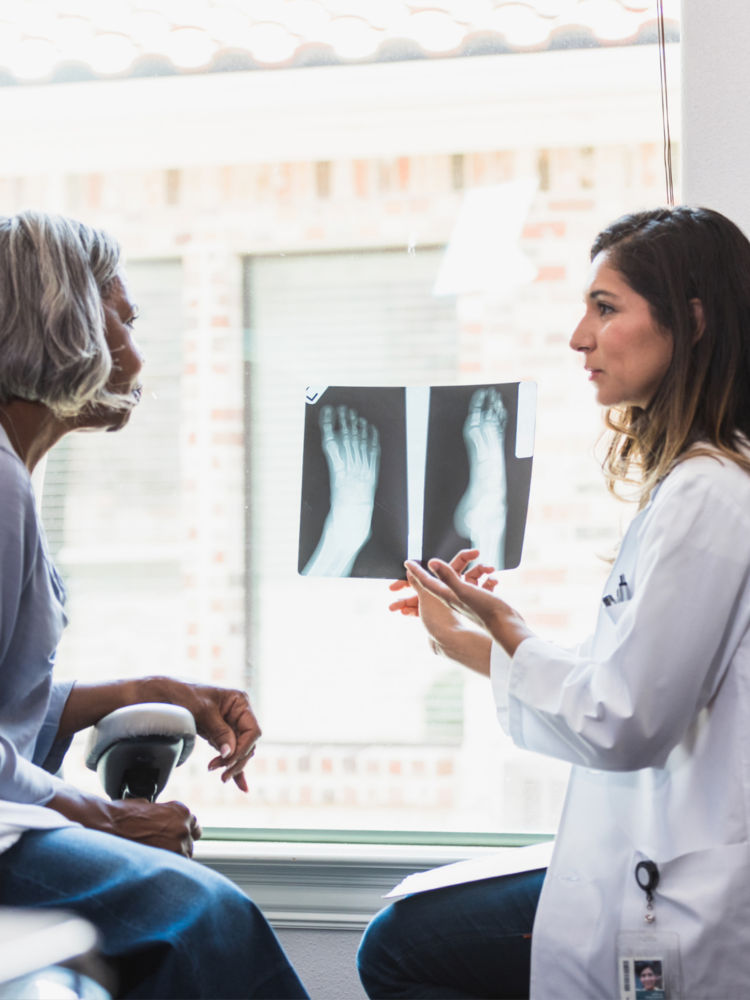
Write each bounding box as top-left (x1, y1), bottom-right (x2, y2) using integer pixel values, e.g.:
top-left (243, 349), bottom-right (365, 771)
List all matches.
top-left (108, 798), bottom-right (202, 857)
top-left (302, 405), bottom-right (381, 577)
top-left (48, 788), bottom-right (202, 858)
top-left (148, 678), bottom-right (261, 793)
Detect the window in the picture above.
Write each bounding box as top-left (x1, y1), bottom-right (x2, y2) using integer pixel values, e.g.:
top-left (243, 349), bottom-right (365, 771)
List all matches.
top-left (43, 261), bottom-right (184, 678)
top-left (4, 2), bottom-right (680, 837)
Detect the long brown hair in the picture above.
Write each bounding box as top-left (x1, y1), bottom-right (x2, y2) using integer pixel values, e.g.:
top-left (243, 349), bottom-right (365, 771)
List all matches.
top-left (590, 206), bottom-right (750, 502)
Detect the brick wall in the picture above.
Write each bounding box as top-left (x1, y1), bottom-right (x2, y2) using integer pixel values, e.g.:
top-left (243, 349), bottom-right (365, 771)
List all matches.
top-left (6, 137), bottom-right (675, 831)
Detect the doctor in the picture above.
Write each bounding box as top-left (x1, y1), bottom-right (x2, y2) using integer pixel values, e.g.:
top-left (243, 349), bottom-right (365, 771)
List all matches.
top-left (358, 206), bottom-right (750, 999)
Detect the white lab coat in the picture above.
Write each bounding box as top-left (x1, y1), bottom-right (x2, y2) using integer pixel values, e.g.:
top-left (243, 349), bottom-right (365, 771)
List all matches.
top-left (491, 450), bottom-right (750, 999)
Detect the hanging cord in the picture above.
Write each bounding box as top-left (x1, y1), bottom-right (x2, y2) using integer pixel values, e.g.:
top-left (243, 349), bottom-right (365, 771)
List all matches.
top-left (656, 0), bottom-right (675, 205)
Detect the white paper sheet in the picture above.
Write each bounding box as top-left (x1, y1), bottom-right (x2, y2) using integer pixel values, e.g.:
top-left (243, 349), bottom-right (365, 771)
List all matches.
top-left (385, 840), bottom-right (554, 899)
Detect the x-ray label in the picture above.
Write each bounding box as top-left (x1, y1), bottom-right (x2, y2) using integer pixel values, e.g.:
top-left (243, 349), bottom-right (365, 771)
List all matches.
top-left (515, 381), bottom-right (537, 459)
top-left (305, 385), bottom-right (328, 405)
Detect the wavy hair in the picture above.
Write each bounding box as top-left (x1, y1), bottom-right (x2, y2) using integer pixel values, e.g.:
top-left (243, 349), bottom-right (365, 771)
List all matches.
top-left (0, 210), bottom-right (133, 418)
top-left (590, 206), bottom-right (750, 503)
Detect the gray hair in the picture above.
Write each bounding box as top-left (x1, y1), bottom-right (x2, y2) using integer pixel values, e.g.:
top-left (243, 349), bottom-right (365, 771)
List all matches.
top-left (0, 210), bottom-right (133, 418)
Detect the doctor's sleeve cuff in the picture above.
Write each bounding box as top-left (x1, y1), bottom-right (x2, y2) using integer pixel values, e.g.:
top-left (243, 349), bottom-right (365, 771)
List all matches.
top-left (490, 639), bottom-right (517, 735)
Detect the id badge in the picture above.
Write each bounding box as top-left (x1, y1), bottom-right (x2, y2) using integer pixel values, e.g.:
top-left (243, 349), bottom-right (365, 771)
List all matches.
top-left (618, 859), bottom-right (682, 999)
top-left (617, 930), bottom-right (682, 1000)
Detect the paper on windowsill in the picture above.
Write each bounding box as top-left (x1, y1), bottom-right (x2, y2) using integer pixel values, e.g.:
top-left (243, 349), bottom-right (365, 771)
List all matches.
top-left (384, 840), bottom-right (555, 899)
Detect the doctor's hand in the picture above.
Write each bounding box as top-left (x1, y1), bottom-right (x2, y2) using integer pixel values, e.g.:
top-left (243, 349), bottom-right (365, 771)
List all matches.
top-left (390, 549), bottom-right (497, 674)
top-left (404, 557), bottom-right (534, 659)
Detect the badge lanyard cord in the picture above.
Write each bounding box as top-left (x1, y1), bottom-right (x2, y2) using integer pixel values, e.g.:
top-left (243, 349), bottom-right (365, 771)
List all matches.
top-left (657, 0), bottom-right (675, 206)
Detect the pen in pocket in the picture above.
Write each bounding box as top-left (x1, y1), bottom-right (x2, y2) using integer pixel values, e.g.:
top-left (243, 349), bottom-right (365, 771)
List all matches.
top-left (602, 574), bottom-right (631, 608)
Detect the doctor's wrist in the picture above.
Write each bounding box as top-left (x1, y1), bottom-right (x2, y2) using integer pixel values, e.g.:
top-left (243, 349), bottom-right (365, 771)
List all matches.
top-left (484, 607), bottom-right (534, 659)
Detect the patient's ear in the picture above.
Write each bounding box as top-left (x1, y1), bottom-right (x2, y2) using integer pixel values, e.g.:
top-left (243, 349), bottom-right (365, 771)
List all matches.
top-left (689, 298), bottom-right (705, 342)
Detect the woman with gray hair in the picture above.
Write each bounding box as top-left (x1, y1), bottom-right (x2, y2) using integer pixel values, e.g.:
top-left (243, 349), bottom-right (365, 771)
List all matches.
top-left (0, 212), bottom-right (308, 999)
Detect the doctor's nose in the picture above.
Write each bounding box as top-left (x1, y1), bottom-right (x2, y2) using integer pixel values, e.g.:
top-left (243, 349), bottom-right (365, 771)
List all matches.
top-left (569, 316), bottom-right (594, 354)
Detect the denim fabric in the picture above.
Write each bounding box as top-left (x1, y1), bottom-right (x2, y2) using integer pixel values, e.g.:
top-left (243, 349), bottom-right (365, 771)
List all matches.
top-left (357, 869), bottom-right (545, 999)
top-left (0, 827), bottom-right (308, 1000)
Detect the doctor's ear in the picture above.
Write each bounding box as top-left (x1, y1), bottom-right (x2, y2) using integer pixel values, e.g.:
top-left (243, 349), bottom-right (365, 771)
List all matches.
top-left (689, 298), bottom-right (705, 343)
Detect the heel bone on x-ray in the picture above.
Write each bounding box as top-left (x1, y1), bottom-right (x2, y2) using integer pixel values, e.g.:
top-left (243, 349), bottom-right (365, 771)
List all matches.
top-left (298, 382), bottom-right (535, 578)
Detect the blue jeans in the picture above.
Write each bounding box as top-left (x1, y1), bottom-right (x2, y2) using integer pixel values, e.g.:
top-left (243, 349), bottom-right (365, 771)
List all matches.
top-left (0, 827), bottom-right (308, 1000)
top-left (357, 869), bottom-right (546, 999)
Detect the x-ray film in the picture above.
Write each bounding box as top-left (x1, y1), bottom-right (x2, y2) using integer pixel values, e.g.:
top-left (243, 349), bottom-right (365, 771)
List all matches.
top-left (298, 382), bottom-right (535, 579)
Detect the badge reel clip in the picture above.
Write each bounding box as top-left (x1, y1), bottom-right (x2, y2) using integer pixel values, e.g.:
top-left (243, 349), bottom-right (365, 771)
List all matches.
top-left (635, 859), bottom-right (659, 924)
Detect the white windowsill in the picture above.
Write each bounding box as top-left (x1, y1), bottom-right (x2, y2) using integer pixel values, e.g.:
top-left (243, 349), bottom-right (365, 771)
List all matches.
top-left (195, 839), bottom-right (501, 931)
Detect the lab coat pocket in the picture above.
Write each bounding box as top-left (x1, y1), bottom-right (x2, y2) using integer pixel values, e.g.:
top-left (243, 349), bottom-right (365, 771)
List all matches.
top-left (624, 842), bottom-right (750, 998)
top-left (603, 599), bottom-right (632, 625)
top-left (531, 869), bottom-right (606, 997)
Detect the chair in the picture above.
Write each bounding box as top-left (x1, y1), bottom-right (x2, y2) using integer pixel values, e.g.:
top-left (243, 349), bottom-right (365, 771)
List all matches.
top-left (0, 908), bottom-right (111, 999)
top-left (85, 702), bottom-right (196, 802)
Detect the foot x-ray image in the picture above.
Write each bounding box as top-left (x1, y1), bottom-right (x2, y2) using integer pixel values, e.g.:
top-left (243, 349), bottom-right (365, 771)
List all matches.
top-left (299, 387), bottom-right (408, 579)
top-left (452, 387), bottom-right (509, 569)
top-left (298, 382), bottom-right (535, 578)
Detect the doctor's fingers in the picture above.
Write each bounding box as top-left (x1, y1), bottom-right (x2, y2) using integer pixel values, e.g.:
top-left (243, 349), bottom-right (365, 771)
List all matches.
top-left (447, 549), bottom-right (499, 588)
top-left (463, 563), bottom-right (497, 587)
top-left (447, 548), bottom-right (481, 574)
top-left (390, 549), bottom-right (491, 601)
top-left (404, 560), bottom-right (465, 618)
top-left (424, 558), bottom-right (504, 630)
top-left (390, 553), bottom-right (477, 594)
top-left (388, 594), bottom-right (419, 616)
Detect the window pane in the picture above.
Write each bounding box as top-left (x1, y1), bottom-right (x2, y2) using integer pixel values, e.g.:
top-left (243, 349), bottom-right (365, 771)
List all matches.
top-left (42, 260), bottom-right (184, 677)
top-left (2, 6), bottom-right (680, 835)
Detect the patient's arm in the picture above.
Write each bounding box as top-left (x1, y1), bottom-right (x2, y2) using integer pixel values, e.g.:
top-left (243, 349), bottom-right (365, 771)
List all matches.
top-left (57, 676), bottom-right (260, 792)
top-left (302, 405), bottom-right (381, 577)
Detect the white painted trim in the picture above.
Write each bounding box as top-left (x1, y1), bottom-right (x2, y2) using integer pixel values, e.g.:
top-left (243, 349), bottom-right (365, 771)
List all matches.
top-left (4, 45), bottom-right (679, 174)
top-left (195, 840), bottom-right (498, 930)
top-left (680, 0), bottom-right (750, 233)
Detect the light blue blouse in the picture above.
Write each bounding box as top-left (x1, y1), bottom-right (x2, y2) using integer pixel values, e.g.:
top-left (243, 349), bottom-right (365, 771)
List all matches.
top-left (0, 427), bottom-right (74, 805)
